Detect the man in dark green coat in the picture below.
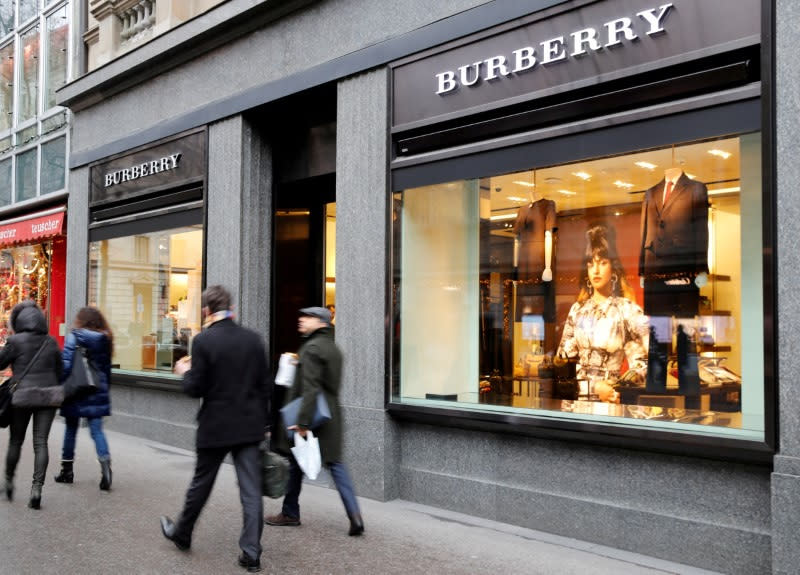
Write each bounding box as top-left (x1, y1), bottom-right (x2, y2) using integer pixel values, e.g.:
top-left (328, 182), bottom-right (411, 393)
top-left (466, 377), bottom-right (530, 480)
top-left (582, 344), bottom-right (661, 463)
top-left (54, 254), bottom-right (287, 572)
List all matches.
top-left (266, 306), bottom-right (364, 536)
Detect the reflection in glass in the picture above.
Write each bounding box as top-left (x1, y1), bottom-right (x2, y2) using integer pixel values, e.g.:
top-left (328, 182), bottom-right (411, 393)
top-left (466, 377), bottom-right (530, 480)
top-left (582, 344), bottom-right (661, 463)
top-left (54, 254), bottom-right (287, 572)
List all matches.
top-left (0, 41), bottom-right (13, 132)
top-left (45, 6), bottom-right (67, 110)
top-left (15, 145), bottom-right (35, 200)
top-left (89, 225), bottom-right (204, 376)
top-left (0, 2), bottom-right (13, 38)
top-left (19, 25), bottom-right (38, 123)
top-left (18, 0), bottom-right (35, 25)
top-left (0, 157), bottom-right (10, 205)
top-left (40, 135), bottom-right (64, 193)
top-left (392, 133), bottom-right (763, 437)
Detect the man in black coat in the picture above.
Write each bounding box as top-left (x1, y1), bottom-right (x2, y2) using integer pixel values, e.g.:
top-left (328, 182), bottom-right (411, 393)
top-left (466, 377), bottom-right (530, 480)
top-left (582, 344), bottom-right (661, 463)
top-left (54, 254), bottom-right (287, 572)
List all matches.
top-left (160, 285), bottom-right (270, 573)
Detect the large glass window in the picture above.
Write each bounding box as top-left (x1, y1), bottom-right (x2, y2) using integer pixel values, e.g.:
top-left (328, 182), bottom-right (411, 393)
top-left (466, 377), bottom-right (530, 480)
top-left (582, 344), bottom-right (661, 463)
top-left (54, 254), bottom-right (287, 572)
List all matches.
top-left (392, 131), bottom-right (764, 441)
top-left (0, 3), bottom-right (14, 38)
top-left (89, 224), bottom-right (204, 377)
top-left (39, 134), bottom-right (63, 193)
top-left (44, 5), bottom-right (66, 110)
top-left (0, 41), bottom-right (13, 132)
top-left (15, 144), bottom-right (35, 200)
top-left (18, 24), bottom-right (38, 123)
top-left (17, 0), bottom-right (35, 25)
top-left (0, 241), bottom-right (52, 346)
top-left (0, 157), bottom-right (10, 205)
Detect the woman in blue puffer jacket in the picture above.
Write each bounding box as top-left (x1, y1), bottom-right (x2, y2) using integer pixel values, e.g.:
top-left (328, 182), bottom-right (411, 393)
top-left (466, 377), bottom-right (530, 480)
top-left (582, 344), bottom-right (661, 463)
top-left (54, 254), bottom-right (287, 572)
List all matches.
top-left (54, 307), bottom-right (113, 491)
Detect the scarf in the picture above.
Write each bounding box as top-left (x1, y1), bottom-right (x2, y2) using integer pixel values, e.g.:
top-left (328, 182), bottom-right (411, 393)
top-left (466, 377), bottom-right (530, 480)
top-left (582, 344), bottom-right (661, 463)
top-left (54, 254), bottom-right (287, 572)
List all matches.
top-left (202, 310), bottom-right (234, 329)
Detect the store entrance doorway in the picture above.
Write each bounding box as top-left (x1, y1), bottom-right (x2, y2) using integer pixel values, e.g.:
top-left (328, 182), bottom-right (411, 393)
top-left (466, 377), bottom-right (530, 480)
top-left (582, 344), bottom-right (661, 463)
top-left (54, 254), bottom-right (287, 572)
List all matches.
top-left (272, 172), bottom-right (336, 390)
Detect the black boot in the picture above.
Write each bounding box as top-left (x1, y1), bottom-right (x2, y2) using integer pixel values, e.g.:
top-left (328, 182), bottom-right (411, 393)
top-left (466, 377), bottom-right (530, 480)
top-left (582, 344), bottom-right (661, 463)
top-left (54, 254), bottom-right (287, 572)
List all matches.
top-left (28, 484), bottom-right (41, 509)
top-left (54, 460), bottom-right (74, 484)
top-left (3, 475), bottom-right (12, 501)
top-left (348, 513), bottom-right (364, 536)
top-left (99, 456), bottom-right (112, 491)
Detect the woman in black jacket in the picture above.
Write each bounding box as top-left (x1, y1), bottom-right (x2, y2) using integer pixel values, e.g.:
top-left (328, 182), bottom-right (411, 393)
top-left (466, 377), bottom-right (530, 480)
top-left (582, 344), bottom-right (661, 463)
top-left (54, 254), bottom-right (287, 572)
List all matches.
top-left (0, 301), bottom-right (64, 509)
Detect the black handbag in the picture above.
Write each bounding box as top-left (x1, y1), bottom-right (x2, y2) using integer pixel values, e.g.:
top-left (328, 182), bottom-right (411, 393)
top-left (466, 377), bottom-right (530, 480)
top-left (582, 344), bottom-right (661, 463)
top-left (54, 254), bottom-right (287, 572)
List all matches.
top-left (63, 345), bottom-right (100, 400)
top-left (0, 378), bottom-right (18, 428)
top-left (5, 339), bottom-right (58, 412)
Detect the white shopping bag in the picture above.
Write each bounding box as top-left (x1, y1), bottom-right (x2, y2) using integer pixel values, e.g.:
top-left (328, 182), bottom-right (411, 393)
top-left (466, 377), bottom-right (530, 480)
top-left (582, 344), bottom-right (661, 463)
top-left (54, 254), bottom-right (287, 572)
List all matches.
top-left (290, 430), bottom-right (322, 480)
top-left (275, 353), bottom-right (298, 388)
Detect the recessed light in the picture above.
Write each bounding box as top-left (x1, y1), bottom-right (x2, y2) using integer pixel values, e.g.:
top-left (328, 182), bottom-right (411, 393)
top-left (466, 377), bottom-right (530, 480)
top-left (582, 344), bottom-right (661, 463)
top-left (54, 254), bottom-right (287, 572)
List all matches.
top-left (489, 213), bottom-right (519, 221)
top-left (613, 180), bottom-right (634, 189)
top-left (635, 161), bottom-right (657, 170)
top-left (506, 196), bottom-right (527, 202)
top-left (557, 189), bottom-right (576, 196)
top-left (708, 149), bottom-right (731, 159)
top-left (512, 180), bottom-right (536, 188)
top-left (572, 171), bottom-right (591, 181)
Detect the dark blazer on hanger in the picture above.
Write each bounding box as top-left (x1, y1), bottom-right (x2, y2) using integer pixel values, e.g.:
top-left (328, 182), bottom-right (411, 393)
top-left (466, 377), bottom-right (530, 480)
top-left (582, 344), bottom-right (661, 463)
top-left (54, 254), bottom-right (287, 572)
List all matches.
top-left (639, 172), bottom-right (709, 279)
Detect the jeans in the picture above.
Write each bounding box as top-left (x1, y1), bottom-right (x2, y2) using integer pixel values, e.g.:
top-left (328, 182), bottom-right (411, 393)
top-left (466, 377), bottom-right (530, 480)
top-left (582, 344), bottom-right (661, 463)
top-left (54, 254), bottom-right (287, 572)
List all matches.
top-left (5, 407), bottom-right (57, 486)
top-left (282, 456), bottom-right (361, 519)
top-left (61, 416), bottom-right (110, 460)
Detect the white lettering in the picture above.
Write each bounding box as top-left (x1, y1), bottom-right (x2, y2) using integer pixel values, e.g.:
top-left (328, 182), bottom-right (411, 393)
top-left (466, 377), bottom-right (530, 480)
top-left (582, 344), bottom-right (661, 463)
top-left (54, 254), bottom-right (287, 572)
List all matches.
top-left (540, 36), bottom-right (566, 64)
top-left (483, 55), bottom-right (509, 81)
top-left (436, 71), bottom-right (457, 94)
top-left (605, 17), bottom-right (638, 47)
top-left (150, 160), bottom-right (160, 174)
top-left (0, 229), bottom-right (16, 239)
top-left (105, 174), bottom-right (114, 188)
top-left (30, 219), bottom-right (60, 234)
top-left (102, 152), bottom-right (184, 188)
top-left (169, 153), bottom-right (181, 168)
top-left (139, 162), bottom-right (149, 177)
top-left (458, 62), bottom-right (481, 87)
top-left (160, 157), bottom-right (170, 171)
top-left (511, 47), bottom-right (537, 73)
top-left (571, 27), bottom-right (602, 57)
top-left (637, 3), bottom-right (673, 36)
top-left (122, 168), bottom-right (131, 183)
top-left (131, 165), bottom-right (140, 179)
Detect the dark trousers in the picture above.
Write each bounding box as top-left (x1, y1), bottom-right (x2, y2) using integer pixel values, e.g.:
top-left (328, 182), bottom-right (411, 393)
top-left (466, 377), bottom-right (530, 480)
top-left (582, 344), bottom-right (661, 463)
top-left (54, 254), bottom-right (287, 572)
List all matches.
top-left (175, 442), bottom-right (263, 560)
top-left (5, 407), bottom-right (56, 486)
top-left (282, 455), bottom-right (361, 520)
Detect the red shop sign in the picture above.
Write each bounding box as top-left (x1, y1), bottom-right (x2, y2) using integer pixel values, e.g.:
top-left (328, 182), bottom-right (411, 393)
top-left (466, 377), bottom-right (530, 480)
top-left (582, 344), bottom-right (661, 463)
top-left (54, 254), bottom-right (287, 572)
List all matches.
top-left (0, 211), bottom-right (65, 247)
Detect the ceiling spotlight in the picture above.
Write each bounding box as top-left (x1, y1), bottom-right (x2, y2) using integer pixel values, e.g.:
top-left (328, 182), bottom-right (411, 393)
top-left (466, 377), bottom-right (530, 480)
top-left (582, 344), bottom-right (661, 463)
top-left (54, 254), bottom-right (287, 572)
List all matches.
top-left (512, 180), bottom-right (536, 188)
top-left (708, 149), bottom-right (731, 159)
top-left (613, 180), bottom-right (634, 189)
top-left (557, 189), bottom-right (576, 196)
top-left (572, 171), bottom-right (591, 181)
top-left (635, 161), bottom-right (657, 170)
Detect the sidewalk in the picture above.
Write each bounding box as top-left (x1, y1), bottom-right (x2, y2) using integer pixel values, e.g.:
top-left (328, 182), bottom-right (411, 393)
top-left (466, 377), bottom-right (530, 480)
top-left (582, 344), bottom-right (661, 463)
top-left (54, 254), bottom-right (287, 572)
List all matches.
top-left (0, 421), bottom-right (723, 575)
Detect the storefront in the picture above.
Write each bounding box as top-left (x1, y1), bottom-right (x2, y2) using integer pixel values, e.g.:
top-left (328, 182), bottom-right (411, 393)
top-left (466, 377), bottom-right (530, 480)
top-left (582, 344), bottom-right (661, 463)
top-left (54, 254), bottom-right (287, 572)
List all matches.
top-left (0, 205), bottom-right (67, 347)
top-left (85, 129), bottom-right (206, 381)
top-left (388, 0), bottom-right (770, 459)
top-left (56, 0), bottom-right (795, 572)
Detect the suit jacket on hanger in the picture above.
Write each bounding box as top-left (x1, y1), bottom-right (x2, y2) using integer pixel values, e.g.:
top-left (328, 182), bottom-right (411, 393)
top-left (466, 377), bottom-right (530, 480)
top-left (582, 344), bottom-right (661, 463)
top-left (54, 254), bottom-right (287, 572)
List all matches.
top-left (639, 172), bottom-right (709, 279)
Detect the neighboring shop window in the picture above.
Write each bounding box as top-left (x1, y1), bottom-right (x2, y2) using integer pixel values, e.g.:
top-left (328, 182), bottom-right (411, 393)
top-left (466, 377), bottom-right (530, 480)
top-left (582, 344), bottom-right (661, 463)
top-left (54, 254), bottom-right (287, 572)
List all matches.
top-left (88, 224), bottom-right (203, 377)
top-left (0, 158), bottom-right (11, 206)
top-left (0, 242), bottom-right (52, 346)
top-left (40, 136), bottom-right (65, 194)
top-left (392, 131), bottom-right (764, 441)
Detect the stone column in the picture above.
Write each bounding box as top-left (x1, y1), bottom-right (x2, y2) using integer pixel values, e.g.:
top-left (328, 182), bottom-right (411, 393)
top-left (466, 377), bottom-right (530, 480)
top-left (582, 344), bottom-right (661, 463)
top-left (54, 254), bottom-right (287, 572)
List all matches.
top-left (336, 68), bottom-right (399, 501)
top-left (772, 1), bottom-right (800, 573)
top-left (207, 116), bottom-right (272, 340)
top-left (65, 166), bottom-right (89, 321)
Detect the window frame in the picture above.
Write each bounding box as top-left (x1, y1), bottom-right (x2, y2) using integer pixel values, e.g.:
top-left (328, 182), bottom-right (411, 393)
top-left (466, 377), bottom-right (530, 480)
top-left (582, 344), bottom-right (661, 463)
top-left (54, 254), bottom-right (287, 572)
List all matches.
top-left (387, 91), bottom-right (775, 463)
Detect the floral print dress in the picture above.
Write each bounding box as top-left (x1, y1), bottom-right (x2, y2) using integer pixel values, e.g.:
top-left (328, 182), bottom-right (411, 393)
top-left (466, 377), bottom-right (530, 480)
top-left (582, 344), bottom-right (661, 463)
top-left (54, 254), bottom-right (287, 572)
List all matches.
top-left (557, 296), bottom-right (649, 382)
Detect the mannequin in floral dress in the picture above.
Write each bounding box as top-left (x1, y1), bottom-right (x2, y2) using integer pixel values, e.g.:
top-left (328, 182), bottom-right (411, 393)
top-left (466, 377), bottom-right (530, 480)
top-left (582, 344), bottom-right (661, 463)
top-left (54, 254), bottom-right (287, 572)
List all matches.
top-left (557, 225), bottom-right (650, 402)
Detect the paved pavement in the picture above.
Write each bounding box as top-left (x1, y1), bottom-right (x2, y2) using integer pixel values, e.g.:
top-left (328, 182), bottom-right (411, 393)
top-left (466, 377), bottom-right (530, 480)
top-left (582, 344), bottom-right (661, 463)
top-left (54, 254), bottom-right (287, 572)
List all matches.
top-left (0, 421), bottom-right (724, 575)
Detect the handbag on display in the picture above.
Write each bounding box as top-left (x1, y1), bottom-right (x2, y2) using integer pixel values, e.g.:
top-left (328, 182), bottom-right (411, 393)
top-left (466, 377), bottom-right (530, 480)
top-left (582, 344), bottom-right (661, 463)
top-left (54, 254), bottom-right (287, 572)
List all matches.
top-left (262, 448), bottom-right (290, 499)
top-left (63, 345), bottom-right (100, 400)
top-left (280, 392), bottom-right (332, 432)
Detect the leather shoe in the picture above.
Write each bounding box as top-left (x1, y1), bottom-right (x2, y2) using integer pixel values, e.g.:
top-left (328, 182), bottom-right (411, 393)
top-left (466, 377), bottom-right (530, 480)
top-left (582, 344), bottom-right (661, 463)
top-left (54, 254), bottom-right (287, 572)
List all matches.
top-left (348, 514), bottom-right (365, 536)
top-left (264, 513), bottom-right (300, 526)
top-left (237, 553), bottom-right (262, 572)
top-left (159, 516), bottom-right (190, 551)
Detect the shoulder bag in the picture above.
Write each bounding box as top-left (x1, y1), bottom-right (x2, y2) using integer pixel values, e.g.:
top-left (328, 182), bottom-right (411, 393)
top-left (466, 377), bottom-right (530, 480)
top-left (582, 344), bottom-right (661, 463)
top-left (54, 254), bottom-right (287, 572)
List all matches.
top-left (63, 345), bottom-right (100, 400)
top-left (7, 339), bottom-right (63, 410)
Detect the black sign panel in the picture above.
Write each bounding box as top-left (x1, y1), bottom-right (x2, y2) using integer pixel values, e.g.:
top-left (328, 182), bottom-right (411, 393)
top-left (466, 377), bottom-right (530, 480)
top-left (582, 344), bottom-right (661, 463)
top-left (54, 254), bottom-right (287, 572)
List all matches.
top-left (391, 0), bottom-right (760, 130)
top-left (89, 130), bottom-right (206, 206)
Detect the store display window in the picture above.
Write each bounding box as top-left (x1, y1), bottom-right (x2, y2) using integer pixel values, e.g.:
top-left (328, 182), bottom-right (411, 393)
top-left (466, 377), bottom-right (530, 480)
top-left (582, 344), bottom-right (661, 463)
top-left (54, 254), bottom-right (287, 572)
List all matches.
top-left (391, 128), bottom-right (765, 441)
top-left (88, 224), bottom-right (203, 377)
top-left (0, 242), bottom-right (54, 346)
